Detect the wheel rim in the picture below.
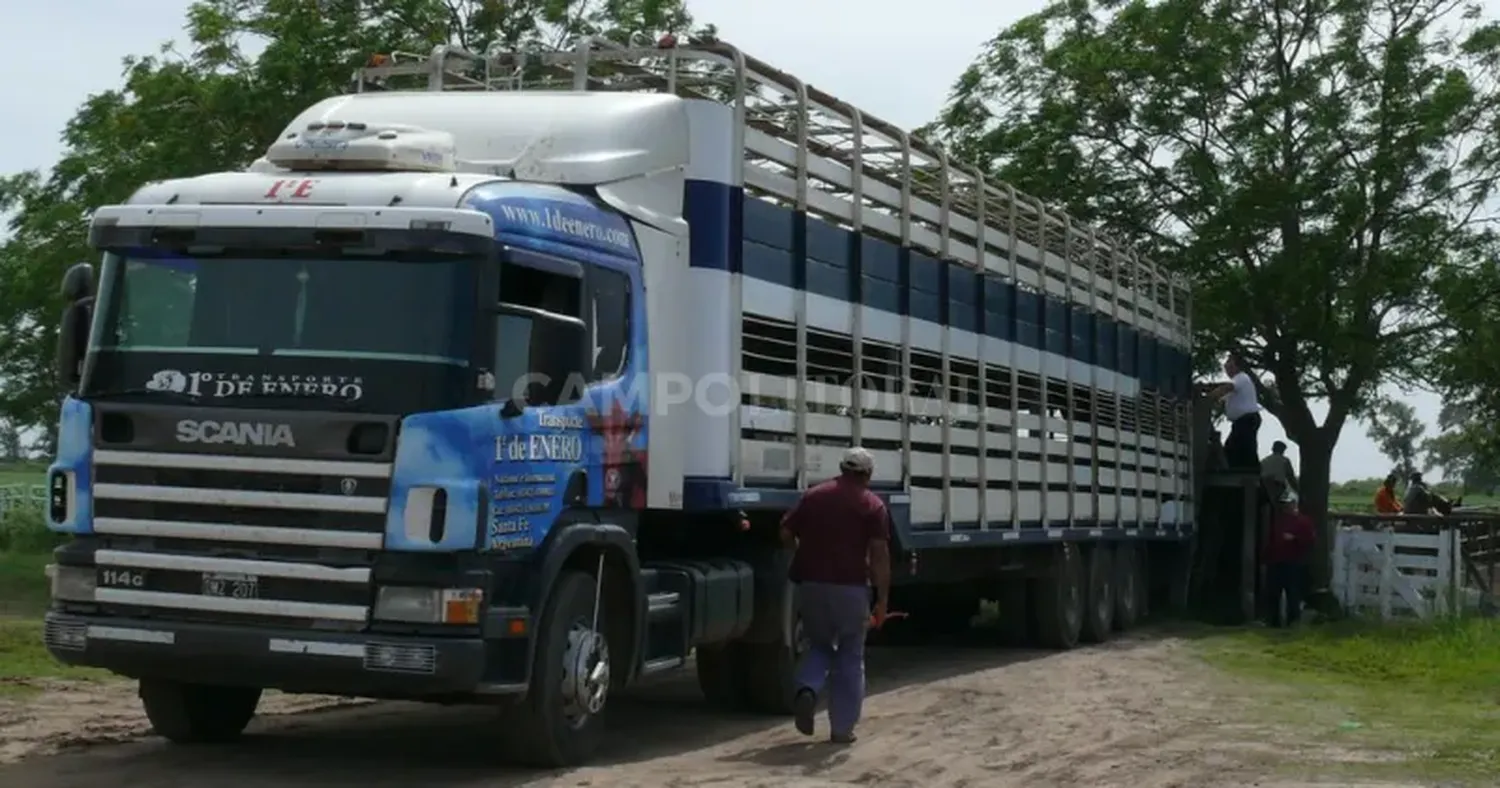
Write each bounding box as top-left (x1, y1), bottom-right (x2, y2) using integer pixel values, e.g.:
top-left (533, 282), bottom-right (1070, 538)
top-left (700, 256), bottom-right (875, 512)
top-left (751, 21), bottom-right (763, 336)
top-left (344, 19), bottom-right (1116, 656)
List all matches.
top-left (560, 622), bottom-right (610, 727)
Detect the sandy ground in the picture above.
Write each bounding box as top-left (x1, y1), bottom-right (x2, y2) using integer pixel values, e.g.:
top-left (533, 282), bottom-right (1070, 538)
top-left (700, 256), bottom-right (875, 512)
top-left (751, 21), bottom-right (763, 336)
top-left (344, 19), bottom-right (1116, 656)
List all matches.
top-left (0, 634), bottom-right (1421, 788)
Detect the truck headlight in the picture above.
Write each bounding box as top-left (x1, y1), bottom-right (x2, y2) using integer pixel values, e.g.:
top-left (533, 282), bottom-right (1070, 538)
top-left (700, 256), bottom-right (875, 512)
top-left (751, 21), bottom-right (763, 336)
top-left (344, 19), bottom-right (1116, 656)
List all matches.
top-left (49, 565), bottom-right (95, 602)
top-left (374, 586), bottom-right (482, 624)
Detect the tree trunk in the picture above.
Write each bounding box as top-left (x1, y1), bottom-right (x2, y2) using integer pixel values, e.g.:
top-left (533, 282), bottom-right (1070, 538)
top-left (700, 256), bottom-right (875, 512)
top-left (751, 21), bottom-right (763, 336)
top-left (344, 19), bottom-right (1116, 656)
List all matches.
top-left (1298, 434), bottom-right (1335, 589)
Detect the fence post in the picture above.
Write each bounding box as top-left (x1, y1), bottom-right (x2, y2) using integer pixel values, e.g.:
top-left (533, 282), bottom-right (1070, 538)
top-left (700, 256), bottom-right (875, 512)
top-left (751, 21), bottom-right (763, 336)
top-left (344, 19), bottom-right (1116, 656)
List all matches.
top-left (1378, 529), bottom-right (1395, 620)
top-left (1435, 527), bottom-right (1452, 617)
top-left (1330, 526), bottom-right (1348, 610)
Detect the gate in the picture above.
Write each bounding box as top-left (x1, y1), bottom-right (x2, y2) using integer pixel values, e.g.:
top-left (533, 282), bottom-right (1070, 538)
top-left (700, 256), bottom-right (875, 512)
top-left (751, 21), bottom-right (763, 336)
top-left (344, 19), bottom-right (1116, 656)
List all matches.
top-left (1331, 527), bottom-right (1461, 620)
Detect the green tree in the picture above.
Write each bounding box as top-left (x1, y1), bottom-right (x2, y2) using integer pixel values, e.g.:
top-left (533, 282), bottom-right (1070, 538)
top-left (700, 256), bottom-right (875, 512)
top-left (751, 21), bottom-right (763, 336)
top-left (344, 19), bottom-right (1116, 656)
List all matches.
top-left (1421, 400), bottom-right (1500, 491)
top-left (930, 0), bottom-right (1500, 579)
top-left (1364, 398), bottom-right (1425, 477)
top-left (1431, 258), bottom-right (1500, 478)
top-left (0, 0), bottom-right (703, 439)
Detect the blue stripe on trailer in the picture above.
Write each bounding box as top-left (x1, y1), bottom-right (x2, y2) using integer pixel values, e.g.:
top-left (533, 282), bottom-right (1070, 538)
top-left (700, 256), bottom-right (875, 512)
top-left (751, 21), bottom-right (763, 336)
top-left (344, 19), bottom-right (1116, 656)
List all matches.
top-left (683, 179), bottom-right (1194, 400)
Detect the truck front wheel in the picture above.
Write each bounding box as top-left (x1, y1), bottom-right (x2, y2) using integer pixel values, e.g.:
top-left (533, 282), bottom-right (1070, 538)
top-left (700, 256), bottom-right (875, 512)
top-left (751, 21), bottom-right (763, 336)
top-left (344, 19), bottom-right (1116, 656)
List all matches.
top-left (502, 569), bottom-right (611, 767)
top-left (139, 679), bottom-right (261, 744)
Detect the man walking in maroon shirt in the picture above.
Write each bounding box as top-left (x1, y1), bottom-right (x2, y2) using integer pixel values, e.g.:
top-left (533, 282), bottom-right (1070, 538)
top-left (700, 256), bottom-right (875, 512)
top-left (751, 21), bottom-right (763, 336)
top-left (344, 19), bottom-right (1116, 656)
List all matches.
top-left (780, 447), bottom-right (892, 745)
top-left (1263, 491), bottom-right (1316, 627)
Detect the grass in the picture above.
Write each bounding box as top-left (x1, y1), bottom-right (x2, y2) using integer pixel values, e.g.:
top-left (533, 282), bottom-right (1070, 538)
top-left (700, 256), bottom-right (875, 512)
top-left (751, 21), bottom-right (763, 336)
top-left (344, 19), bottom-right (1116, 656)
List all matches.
top-left (0, 491), bottom-right (103, 696)
top-left (0, 462), bottom-right (44, 487)
top-left (1199, 618), bottom-right (1500, 782)
top-left (0, 549), bottom-right (107, 697)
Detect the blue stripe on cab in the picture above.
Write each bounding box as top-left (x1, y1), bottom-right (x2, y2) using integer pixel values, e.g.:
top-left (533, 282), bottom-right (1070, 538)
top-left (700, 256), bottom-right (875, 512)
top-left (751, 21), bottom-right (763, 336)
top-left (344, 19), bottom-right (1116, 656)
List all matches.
top-left (681, 179), bottom-right (1192, 396)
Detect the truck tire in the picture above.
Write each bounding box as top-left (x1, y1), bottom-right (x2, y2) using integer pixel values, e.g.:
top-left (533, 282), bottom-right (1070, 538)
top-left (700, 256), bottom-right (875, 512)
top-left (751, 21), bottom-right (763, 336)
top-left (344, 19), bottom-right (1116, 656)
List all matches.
top-left (1029, 543), bottom-right (1083, 650)
top-left (695, 644), bottom-right (750, 710)
top-left (502, 570), bottom-right (611, 767)
top-left (740, 595), bottom-right (805, 714)
top-left (1113, 545), bottom-right (1140, 631)
top-left (138, 679), bottom-right (261, 744)
top-left (1081, 545), bottom-right (1114, 643)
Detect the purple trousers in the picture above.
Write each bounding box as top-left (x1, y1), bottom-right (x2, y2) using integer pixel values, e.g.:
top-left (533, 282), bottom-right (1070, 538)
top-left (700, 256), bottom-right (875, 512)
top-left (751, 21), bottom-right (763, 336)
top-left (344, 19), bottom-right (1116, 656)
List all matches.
top-left (794, 582), bottom-right (870, 736)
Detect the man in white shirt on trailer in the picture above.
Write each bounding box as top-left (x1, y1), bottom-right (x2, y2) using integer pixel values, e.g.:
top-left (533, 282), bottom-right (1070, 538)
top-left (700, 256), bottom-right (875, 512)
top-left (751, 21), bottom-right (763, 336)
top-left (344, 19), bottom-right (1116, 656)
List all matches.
top-left (1210, 354), bottom-right (1262, 471)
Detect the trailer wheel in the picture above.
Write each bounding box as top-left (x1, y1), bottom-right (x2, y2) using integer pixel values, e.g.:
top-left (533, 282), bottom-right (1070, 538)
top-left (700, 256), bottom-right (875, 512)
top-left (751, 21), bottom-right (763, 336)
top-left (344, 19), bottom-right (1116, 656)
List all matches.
top-left (139, 679), bottom-right (261, 744)
top-left (1113, 545), bottom-right (1141, 631)
top-left (1081, 545), bottom-right (1115, 643)
top-left (502, 570), bottom-right (611, 767)
top-left (695, 644), bottom-right (750, 710)
top-left (1030, 543), bottom-right (1083, 650)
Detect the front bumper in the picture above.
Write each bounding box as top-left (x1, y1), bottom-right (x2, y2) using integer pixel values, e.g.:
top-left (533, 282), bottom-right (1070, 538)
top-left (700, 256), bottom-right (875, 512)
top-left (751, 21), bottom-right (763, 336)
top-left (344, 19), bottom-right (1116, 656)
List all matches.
top-left (42, 611), bottom-right (515, 699)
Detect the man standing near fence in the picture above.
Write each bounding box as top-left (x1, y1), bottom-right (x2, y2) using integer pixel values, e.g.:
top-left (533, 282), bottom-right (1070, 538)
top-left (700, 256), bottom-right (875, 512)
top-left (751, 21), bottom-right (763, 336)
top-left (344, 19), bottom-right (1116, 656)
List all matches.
top-left (1263, 490), bottom-right (1316, 627)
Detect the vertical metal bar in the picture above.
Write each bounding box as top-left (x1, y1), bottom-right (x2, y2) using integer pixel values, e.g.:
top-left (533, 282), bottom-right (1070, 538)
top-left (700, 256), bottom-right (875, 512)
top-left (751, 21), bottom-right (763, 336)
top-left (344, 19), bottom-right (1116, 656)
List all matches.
top-left (1183, 277), bottom-right (1195, 528)
top-left (727, 48), bottom-right (749, 488)
top-left (1087, 229), bottom-right (1101, 531)
top-left (571, 38), bottom-right (591, 91)
top-left (849, 109), bottom-right (866, 450)
top-left (975, 173), bottom-right (989, 530)
top-left (1167, 279), bottom-right (1180, 530)
top-left (1131, 253), bottom-right (1145, 526)
top-left (897, 136), bottom-right (914, 492)
top-left (1063, 217), bottom-right (1076, 529)
top-left (1111, 246), bottom-right (1124, 529)
top-left (1035, 197), bottom-right (1049, 529)
top-left (1006, 185), bottom-right (1021, 531)
top-left (936, 150), bottom-right (953, 531)
top-left (427, 45), bottom-right (450, 91)
top-left (790, 79), bottom-right (810, 490)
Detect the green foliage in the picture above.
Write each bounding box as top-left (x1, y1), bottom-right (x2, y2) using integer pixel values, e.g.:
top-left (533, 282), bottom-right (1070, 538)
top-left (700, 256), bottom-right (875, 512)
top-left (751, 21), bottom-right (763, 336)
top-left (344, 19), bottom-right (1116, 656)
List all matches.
top-left (929, 0), bottom-right (1500, 527)
top-left (0, 549), bottom-right (53, 620)
top-left (0, 0), bottom-right (704, 440)
top-left (0, 507), bottom-right (62, 554)
top-left (1364, 398), bottom-right (1425, 476)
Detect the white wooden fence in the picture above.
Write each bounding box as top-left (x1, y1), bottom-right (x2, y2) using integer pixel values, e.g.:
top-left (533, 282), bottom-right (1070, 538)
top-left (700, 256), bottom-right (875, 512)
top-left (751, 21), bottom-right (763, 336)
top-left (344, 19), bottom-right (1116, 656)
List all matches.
top-left (1331, 527), bottom-right (1473, 620)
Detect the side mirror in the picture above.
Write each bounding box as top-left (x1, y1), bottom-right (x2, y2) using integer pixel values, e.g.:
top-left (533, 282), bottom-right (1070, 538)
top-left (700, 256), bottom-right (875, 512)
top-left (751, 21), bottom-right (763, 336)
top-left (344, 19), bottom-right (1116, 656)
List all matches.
top-left (56, 296), bottom-right (93, 390)
top-left (493, 304), bottom-right (587, 413)
top-left (61, 263), bottom-right (95, 302)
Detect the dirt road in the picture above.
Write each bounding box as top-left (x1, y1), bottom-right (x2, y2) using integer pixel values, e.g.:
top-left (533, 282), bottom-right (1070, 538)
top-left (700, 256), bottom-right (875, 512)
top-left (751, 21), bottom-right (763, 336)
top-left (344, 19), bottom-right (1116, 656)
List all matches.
top-left (0, 634), bottom-right (1412, 787)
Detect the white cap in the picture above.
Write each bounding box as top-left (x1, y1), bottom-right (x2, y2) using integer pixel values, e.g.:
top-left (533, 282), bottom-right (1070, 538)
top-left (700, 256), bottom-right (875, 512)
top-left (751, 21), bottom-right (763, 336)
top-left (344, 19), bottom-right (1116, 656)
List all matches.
top-left (840, 446), bottom-right (875, 475)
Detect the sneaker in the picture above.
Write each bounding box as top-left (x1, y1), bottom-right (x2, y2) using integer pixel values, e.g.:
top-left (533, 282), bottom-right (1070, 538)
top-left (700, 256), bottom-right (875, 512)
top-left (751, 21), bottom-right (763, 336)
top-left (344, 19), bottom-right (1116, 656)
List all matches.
top-left (830, 732), bottom-right (858, 745)
top-left (793, 689), bottom-right (816, 736)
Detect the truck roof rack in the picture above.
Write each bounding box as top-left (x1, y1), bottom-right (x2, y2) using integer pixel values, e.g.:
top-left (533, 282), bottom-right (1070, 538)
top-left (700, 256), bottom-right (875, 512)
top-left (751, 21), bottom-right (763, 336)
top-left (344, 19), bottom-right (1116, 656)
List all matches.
top-left (354, 36), bottom-right (1190, 343)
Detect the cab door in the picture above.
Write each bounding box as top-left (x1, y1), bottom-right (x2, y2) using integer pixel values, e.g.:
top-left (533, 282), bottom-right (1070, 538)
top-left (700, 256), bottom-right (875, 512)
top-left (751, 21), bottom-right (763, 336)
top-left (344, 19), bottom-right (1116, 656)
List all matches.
top-left (485, 250), bottom-right (644, 552)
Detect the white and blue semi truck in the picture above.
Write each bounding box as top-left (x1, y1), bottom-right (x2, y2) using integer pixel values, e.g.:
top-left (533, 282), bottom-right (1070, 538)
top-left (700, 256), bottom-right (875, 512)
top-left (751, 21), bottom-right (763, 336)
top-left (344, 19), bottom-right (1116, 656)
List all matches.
top-left (41, 38), bottom-right (1195, 766)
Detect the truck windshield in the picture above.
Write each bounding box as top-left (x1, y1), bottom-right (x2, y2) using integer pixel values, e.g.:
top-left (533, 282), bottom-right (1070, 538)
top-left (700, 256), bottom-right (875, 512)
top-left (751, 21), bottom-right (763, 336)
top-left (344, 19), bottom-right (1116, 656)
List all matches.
top-left (91, 253), bottom-right (473, 367)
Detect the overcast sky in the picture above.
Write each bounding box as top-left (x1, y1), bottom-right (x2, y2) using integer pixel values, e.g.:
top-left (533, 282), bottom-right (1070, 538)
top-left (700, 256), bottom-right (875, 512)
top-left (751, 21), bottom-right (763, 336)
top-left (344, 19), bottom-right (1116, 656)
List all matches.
top-left (0, 0), bottom-right (1450, 481)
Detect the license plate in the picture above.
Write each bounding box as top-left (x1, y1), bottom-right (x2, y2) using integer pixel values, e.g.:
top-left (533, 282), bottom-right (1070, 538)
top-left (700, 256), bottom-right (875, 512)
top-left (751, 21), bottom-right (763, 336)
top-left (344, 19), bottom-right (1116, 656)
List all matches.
top-left (202, 572), bottom-right (258, 599)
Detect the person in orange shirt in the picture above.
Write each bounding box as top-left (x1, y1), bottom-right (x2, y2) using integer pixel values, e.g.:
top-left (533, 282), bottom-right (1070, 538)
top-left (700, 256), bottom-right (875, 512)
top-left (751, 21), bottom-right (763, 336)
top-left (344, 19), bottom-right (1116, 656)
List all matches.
top-left (1373, 473), bottom-right (1403, 514)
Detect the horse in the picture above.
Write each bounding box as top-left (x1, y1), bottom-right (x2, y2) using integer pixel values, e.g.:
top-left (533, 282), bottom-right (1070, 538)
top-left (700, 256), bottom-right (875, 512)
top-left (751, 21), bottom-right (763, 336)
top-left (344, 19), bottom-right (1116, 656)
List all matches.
top-left (1431, 493), bottom-right (1465, 517)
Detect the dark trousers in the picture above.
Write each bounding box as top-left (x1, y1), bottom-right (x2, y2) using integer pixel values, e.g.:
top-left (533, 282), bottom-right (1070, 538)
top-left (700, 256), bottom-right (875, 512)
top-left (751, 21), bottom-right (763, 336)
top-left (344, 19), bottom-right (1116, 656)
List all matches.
top-left (794, 582), bottom-right (871, 735)
top-left (1265, 560), bottom-right (1307, 627)
top-left (1225, 412), bottom-right (1261, 471)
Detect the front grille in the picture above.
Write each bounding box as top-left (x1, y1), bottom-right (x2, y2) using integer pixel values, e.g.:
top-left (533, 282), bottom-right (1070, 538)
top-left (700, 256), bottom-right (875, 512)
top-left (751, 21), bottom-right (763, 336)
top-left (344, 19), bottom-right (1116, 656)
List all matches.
top-left (88, 448), bottom-right (391, 628)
